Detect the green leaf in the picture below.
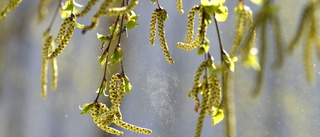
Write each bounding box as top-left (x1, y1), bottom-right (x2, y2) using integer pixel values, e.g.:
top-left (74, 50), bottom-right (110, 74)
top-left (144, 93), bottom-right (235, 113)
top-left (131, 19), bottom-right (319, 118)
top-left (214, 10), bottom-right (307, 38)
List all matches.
top-left (126, 20), bottom-right (140, 29)
top-left (243, 48), bottom-right (261, 71)
top-left (97, 33), bottom-right (108, 43)
top-left (197, 44), bottom-right (210, 55)
top-left (63, 1), bottom-right (74, 11)
top-left (223, 51), bottom-right (237, 72)
top-left (215, 6), bottom-right (228, 22)
top-left (204, 13), bottom-right (212, 24)
top-left (99, 80), bottom-right (107, 95)
top-left (108, 46), bottom-right (122, 65)
top-left (212, 108), bottom-right (224, 126)
top-left (124, 75), bottom-right (132, 94)
top-left (60, 10), bottom-right (71, 18)
top-left (109, 23), bottom-right (120, 38)
top-left (79, 103), bottom-right (92, 115)
top-left (201, 0), bottom-right (225, 7)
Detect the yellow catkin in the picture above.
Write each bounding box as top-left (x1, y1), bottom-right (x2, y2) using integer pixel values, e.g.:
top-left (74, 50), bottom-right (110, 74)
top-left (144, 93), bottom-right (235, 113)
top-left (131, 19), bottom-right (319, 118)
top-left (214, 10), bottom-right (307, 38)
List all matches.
top-left (206, 75), bottom-right (221, 115)
top-left (91, 103), bottom-right (124, 136)
top-left (114, 120), bottom-right (152, 135)
top-left (76, 0), bottom-right (100, 17)
top-left (185, 6), bottom-right (200, 44)
top-left (150, 0), bottom-right (156, 3)
top-left (115, 77), bottom-right (125, 105)
top-left (157, 9), bottom-right (174, 64)
top-left (55, 17), bottom-right (72, 44)
top-left (149, 9), bottom-right (158, 46)
top-left (176, 0), bottom-right (184, 14)
top-left (100, 0), bottom-right (138, 16)
top-left (0, 0), bottom-right (23, 19)
top-left (109, 74), bottom-right (118, 105)
top-left (176, 6), bottom-right (203, 50)
top-left (245, 8), bottom-right (255, 52)
top-left (48, 41), bottom-right (58, 90)
top-left (230, 4), bottom-right (247, 57)
top-left (194, 83), bottom-right (209, 137)
top-left (48, 17), bottom-right (75, 59)
top-left (37, 0), bottom-right (51, 23)
top-left (188, 60), bottom-right (208, 104)
top-left (82, 0), bottom-right (114, 33)
top-left (40, 34), bottom-right (52, 98)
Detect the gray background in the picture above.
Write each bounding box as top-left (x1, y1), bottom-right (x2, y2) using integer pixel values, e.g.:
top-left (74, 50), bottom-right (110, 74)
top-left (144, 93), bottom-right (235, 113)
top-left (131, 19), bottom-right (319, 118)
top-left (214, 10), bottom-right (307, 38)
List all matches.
top-left (0, 0), bottom-right (319, 137)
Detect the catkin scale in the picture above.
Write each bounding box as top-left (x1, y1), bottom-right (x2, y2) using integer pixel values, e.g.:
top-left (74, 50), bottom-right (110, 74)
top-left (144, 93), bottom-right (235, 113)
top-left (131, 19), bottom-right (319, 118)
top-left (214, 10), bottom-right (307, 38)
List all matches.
top-left (0, 0), bottom-right (23, 19)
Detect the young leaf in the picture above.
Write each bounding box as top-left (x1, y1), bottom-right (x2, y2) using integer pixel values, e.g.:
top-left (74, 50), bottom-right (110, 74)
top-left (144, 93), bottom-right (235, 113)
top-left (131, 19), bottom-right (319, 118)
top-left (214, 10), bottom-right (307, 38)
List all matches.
top-left (197, 44), bottom-right (210, 55)
top-left (126, 20), bottom-right (140, 29)
top-left (201, 0), bottom-right (225, 7)
top-left (212, 108), bottom-right (224, 126)
top-left (125, 11), bottom-right (140, 29)
top-left (215, 6), bottom-right (228, 22)
top-left (108, 45), bottom-right (122, 65)
top-left (124, 75), bottom-right (133, 94)
top-left (109, 23), bottom-right (120, 38)
top-left (79, 103), bottom-right (92, 115)
top-left (251, 0), bottom-right (264, 5)
top-left (63, 0), bottom-right (74, 11)
top-left (97, 33), bottom-right (108, 43)
top-left (223, 51), bottom-right (237, 72)
top-left (98, 52), bottom-right (108, 67)
top-left (99, 80), bottom-right (108, 95)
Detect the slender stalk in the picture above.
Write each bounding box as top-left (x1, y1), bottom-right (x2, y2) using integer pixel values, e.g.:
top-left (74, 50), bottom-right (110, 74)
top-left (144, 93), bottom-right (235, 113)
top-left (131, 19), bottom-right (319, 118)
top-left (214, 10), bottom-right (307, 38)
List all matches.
top-left (213, 13), bottom-right (237, 137)
top-left (94, 15), bottom-right (121, 102)
top-left (46, 0), bottom-right (62, 32)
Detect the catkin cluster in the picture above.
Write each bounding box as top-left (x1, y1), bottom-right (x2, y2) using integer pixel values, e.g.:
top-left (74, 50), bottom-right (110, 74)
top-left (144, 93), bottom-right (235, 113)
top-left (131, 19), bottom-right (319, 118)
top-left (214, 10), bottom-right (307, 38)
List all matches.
top-left (230, 3), bottom-right (255, 58)
top-left (82, 0), bottom-right (139, 33)
top-left (0, 0), bottom-right (23, 19)
top-left (176, 6), bottom-right (205, 51)
top-left (48, 16), bottom-right (76, 59)
top-left (149, 8), bottom-right (174, 64)
top-left (40, 15), bottom-right (77, 98)
top-left (187, 59), bottom-right (222, 137)
top-left (89, 73), bottom-right (152, 135)
top-left (40, 34), bottom-right (58, 98)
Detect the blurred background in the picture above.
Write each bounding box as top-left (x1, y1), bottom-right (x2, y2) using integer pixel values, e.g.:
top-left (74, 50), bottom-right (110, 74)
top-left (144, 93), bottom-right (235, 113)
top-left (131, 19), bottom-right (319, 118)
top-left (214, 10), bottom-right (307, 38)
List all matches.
top-left (0, 0), bottom-right (320, 137)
